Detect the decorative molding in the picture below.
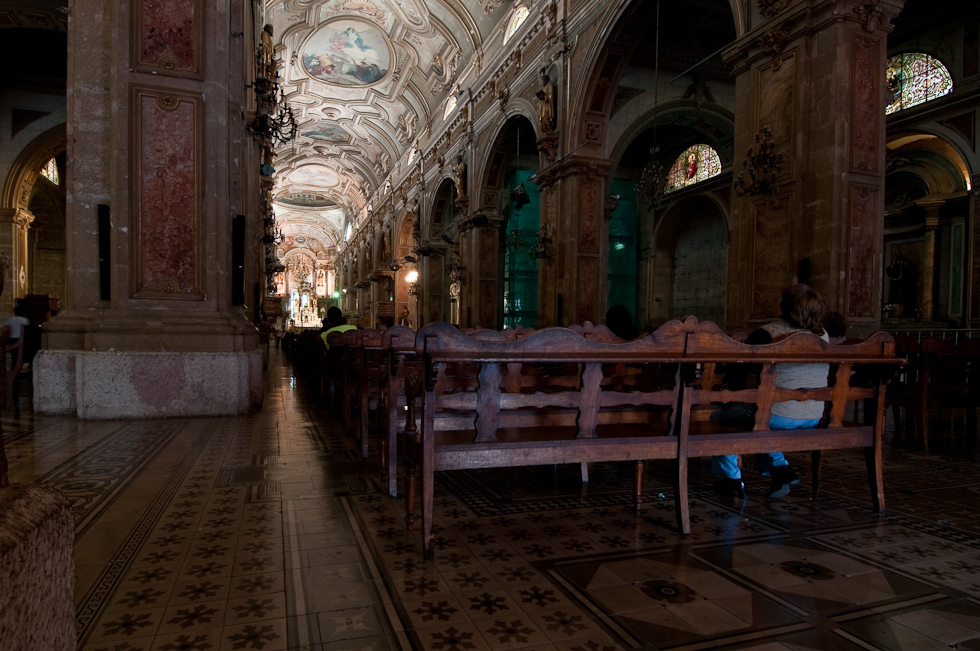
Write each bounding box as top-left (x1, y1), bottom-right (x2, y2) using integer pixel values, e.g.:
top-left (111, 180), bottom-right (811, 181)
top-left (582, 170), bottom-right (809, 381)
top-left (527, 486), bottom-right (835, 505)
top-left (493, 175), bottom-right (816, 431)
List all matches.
top-left (759, 28), bottom-right (788, 56)
top-left (756, 0), bottom-right (786, 18)
top-left (12, 209), bottom-right (34, 233)
top-left (854, 0), bottom-right (886, 33)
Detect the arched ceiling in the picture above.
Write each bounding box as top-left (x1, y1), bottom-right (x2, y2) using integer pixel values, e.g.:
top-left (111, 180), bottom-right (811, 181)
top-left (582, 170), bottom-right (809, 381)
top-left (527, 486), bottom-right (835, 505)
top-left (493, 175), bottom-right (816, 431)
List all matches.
top-left (267, 0), bottom-right (510, 247)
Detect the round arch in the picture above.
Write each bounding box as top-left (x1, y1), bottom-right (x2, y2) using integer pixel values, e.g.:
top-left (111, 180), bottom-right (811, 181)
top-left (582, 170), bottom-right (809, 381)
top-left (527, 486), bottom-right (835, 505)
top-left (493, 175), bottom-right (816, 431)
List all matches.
top-left (3, 124), bottom-right (66, 212)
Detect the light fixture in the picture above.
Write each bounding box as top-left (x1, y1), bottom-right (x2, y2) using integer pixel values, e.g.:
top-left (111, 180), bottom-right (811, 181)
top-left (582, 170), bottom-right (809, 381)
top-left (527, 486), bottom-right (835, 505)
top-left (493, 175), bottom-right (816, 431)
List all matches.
top-left (405, 270), bottom-right (419, 284)
top-left (636, 0), bottom-right (665, 207)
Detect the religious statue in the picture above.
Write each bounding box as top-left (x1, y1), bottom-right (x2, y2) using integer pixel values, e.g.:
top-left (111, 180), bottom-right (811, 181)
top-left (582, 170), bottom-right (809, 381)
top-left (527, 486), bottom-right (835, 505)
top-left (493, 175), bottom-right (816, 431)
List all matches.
top-left (453, 152), bottom-right (467, 199)
top-left (260, 24), bottom-right (276, 79)
top-left (399, 306), bottom-right (410, 326)
top-left (535, 69), bottom-right (555, 133)
top-left (432, 53), bottom-right (445, 77)
top-left (410, 198), bottom-right (421, 233)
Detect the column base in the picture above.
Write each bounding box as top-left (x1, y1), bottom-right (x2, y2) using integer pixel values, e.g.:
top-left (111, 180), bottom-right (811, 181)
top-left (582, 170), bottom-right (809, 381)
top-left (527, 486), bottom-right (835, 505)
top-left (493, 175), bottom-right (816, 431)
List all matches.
top-left (33, 350), bottom-right (263, 418)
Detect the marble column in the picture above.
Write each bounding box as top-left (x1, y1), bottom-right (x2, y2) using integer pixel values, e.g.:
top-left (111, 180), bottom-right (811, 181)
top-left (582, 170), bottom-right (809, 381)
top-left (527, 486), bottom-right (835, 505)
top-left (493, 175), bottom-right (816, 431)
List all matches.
top-left (917, 200), bottom-right (944, 321)
top-left (458, 212), bottom-right (503, 329)
top-left (36, 0), bottom-right (261, 417)
top-left (723, 0), bottom-right (905, 335)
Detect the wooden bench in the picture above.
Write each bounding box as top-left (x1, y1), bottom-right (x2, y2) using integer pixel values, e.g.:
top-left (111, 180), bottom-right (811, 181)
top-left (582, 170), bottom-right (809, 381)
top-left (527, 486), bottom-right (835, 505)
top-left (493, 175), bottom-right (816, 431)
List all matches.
top-left (677, 320), bottom-right (900, 532)
top-left (397, 318), bottom-right (900, 558)
top-left (405, 321), bottom-right (688, 559)
top-left (887, 335), bottom-right (980, 452)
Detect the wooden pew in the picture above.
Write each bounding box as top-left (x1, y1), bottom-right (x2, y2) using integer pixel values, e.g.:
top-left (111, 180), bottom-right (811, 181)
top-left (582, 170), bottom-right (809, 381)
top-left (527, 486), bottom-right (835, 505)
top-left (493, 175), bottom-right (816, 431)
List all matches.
top-left (887, 335), bottom-right (980, 452)
top-left (379, 326), bottom-right (423, 497)
top-left (678, 320), bottom-right (901, 533)
top-left (406, 320), bottom-right (689, 559)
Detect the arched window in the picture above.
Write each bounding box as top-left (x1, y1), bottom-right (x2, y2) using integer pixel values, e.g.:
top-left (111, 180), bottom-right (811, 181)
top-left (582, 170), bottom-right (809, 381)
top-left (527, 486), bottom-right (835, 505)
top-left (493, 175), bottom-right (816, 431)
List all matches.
top-left (885, 53), bottom-right (953, 115)
top-left (41, 157), bottom-right (59, 185)
top-left (504, 6), bottom-right (529, 44)
top-left (665, 144), bottom-right (722, 194)
top-left (443, 95), bottom-right (457, 120)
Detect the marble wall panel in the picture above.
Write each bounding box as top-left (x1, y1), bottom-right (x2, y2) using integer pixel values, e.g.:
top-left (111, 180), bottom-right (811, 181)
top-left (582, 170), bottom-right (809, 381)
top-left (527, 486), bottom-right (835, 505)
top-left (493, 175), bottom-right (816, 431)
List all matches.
top-left (846, 185), bottom-right (878, 319)
top-left (577, 255), bottom-right (598, 323)
top-left (850, 34), bottom-right (880, 173)
top-left (579, 180), bottom-right (599, 251)
top-left (136, 0), bottom-right (200, 75)
top-left (136, 91), bottom-right (202, 297)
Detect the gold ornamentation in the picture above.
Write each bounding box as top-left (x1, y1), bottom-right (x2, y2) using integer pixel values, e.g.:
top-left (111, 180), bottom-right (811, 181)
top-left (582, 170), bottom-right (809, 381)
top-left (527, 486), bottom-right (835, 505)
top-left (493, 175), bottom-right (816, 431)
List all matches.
top-left (159, 279), bottom-right (180, 293)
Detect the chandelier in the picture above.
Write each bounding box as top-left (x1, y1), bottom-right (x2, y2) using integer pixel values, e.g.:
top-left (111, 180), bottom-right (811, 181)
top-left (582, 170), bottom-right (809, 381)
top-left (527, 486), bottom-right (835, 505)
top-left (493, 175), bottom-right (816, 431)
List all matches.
top-left (733, 125), bottom-right (782, 198)
top-left (637, 146), bottom-right (666, 206)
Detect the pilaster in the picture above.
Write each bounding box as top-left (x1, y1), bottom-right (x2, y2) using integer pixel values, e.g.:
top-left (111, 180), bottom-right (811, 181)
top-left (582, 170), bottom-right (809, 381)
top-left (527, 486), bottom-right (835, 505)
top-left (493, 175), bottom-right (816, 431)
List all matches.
top-left (724, 0), bottom-right (905, 334)
top-left (536, 155), bottom-right (612, 326)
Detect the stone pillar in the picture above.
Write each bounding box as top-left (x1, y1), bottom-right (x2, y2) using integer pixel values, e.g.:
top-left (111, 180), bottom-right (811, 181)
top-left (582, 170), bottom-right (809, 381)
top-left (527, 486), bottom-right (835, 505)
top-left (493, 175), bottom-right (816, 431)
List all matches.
top-left (458, 212), bottom-right (503, 329)
top-left (917, 200), bottom-right (944, 321)
top-left (37, 0), bottom-right (261, 417)
top-left (537, 156), bottom-right (612, 327)
top-left (724, 0), bottom-right (904, 335)
top-left (11, 210), bottom-right (33, 300)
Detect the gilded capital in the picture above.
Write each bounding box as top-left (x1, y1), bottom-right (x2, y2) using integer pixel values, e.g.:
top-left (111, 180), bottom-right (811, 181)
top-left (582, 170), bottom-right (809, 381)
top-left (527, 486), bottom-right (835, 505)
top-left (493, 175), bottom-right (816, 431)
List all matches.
top-left (13, 209), bottom-right (34, 232)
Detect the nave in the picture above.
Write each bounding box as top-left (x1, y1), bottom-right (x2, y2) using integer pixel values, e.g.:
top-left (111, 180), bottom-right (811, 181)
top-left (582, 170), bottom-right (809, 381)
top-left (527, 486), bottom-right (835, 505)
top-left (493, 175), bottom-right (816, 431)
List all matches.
top-left (7, 348), bottom-right (980, 650)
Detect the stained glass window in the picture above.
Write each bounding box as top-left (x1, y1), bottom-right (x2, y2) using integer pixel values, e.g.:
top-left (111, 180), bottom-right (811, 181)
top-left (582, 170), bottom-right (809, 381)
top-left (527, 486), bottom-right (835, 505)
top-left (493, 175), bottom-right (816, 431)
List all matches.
top-left (443, 95), bottom-right (457, 120)
top-left (885, 53), bottom-right (953, 115)
top-left (41, 158), bottom-right (59, 185)
top-left (504, 6), bottom-right (529, 44)
top-left (665, 144), bottom-right (722, 194)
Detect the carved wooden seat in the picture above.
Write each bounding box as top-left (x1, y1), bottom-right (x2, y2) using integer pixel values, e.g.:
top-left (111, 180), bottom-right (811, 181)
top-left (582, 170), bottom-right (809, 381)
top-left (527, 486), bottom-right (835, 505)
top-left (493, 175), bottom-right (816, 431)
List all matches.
top-left (406, 320), bottom-right (689, 559)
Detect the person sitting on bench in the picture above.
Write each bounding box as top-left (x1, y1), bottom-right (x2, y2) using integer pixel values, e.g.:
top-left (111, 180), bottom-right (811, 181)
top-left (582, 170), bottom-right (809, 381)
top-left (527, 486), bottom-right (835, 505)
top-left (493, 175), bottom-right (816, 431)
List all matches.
top-left (711, 284), bottom-right (830, 499)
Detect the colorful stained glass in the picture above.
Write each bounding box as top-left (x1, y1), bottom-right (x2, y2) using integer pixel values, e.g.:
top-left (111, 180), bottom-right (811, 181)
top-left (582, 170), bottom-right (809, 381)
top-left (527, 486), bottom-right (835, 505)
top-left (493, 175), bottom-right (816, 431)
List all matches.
top-left (504, 7), bottom-right (529, 44)
top-left (664, 144), bottom-right (721, 194)
top-left (885, 53), bottom-right (953, 115)
top-left (41, 157), bottom-right (59, 185)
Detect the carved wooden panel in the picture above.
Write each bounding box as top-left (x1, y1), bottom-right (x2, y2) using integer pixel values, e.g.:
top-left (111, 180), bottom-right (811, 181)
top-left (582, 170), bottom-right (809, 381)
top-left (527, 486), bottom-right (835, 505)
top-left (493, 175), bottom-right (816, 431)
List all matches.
top-left (134, 88), bottom-right (203, 298)
top-left (750, 199), bottom-right (791, 318)
top-left (850, 34), bottom-right (880, 173)
top-left (755, 52), bottom-right (795, 181)
top-left (846, 184), bottom-right (878, 319)
top-left (135, 0), bottom-right (203, 78)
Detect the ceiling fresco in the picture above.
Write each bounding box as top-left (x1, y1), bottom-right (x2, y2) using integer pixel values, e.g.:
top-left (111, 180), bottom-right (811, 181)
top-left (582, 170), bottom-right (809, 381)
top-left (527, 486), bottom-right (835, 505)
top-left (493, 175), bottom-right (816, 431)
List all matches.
top-left (267, 0), bottom-right (509, 250)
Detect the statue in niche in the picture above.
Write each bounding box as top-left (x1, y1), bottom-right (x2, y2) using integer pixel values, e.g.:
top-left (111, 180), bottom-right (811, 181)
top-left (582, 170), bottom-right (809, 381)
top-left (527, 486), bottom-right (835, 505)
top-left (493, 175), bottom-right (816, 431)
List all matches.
top-left (382, 228), bottom-right (391, 261)
top-left (432, 53), bottom-right (445, 77)
top-left (453, 152), bottom-right (467, 199)
top-left (535, 69), bottom-right (555, 133)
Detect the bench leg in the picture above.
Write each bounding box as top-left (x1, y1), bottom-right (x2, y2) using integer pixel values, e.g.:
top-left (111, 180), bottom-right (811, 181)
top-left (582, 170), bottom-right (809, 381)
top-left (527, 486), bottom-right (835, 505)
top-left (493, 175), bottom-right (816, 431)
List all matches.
top-left (387, 429), bottom-right (398, 498)
top-left (405, 459), bottom-right (416, 531)
top-left (811, 450), bottom-right (822, 498)
top-left (633, 460), bottom-right (644, 511)
top-left (674, 459), bottom-right (691, 535)
top-left (865, 445), bottom-right (885, 513)
top-left (580, 462), bottom-right (589, 483)
top-left (422, 458), bottom-right (434, 561)
top-left (379, 436), bottom-right (388, 487)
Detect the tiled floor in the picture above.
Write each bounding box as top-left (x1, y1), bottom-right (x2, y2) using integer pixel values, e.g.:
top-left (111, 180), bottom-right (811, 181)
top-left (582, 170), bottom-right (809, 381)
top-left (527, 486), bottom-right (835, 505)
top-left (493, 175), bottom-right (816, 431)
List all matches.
top-left (6, 347), bottom-right (980, 650)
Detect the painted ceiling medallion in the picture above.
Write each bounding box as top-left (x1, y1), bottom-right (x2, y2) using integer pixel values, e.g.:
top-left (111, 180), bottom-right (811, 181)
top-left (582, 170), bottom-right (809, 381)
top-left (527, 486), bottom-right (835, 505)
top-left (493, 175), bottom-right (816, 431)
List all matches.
top-left (301, 18), bottom-right (390, 87)
top-left (300, 123), bottom-right (351, 143)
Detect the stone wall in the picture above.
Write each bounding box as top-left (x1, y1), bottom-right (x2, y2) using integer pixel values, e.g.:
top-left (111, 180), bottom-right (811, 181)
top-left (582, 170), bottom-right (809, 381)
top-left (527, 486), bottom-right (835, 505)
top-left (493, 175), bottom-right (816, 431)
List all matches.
top-left (671, 212), bottom-right (728, 326)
